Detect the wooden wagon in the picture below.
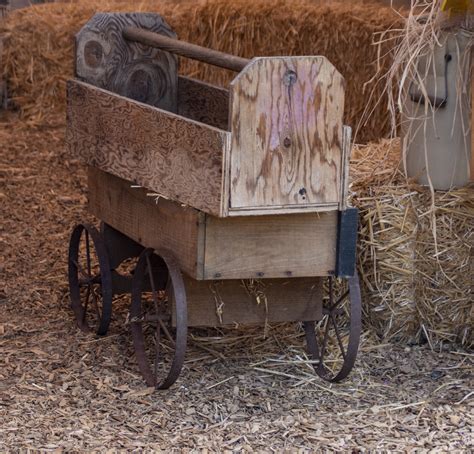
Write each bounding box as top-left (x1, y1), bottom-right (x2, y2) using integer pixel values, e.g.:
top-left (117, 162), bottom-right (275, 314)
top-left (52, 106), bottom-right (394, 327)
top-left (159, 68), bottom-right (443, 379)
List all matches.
top-left (67, 13), bottom-right (362, 389)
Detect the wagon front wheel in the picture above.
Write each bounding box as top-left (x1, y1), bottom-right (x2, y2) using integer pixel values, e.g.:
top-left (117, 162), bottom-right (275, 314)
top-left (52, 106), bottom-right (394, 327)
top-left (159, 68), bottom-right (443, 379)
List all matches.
top-left (130, 248), bottom-right (188, 389)
top-left (304, 273), bottom-right (361, 382)
top-left (68, 223), bottom-right (113, 335)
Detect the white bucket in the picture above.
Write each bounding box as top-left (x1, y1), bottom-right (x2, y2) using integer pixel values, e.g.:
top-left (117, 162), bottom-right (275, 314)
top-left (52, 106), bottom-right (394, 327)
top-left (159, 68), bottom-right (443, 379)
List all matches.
top-left (402, 29), bottom-right (472, 190)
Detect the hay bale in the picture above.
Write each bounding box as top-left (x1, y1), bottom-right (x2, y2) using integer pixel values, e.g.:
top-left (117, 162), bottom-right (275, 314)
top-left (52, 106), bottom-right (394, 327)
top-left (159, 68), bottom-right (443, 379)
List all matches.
top-left (0, 0), bottom-right (400, 141)
top-left (352, 139), bottom-right (474, 348)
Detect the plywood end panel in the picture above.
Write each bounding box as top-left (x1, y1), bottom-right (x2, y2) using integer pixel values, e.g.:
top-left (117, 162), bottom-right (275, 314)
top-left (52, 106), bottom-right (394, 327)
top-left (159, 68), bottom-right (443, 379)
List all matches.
top-left (229, 57), bottom-right (345, 213)
top-left (75, 12), bottom-right (178, 112)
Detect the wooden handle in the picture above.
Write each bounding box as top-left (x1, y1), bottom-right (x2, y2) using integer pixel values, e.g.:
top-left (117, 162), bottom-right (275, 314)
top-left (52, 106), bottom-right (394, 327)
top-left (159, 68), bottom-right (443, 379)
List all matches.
top-left (123, 27), bottom-right (251, 72)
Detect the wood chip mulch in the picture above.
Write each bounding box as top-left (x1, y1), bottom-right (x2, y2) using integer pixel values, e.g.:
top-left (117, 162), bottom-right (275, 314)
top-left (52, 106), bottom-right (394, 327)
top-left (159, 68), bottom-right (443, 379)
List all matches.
top-left (0, 113), bottom-right (473, 451)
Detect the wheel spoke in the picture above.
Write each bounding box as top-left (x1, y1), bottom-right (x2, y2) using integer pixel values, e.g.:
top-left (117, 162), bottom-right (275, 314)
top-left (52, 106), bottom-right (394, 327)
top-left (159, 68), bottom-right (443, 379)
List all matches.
top-left (154, 324), bottom-right (161, 381)
top-left (91, 286), bottom-right (101, 319)
top-left (85, 230), bottom-right (92, 278)
top-left (330, 313), bottom-right (347, 360)
top-left (319, 316), bottom-right (331, 366)
top-left (328, 289), bottom-right (349, 313)
top-left (72, 259), bottom-right (90, 282)
top-left (82, 285), bottom-right (91, 323)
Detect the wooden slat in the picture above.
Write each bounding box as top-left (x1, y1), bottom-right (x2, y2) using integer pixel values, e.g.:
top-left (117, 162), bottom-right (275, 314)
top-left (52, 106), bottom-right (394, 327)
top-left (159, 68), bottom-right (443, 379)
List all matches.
top-left (89, 168), bottom-right (338, 281)
top-left (177, 76), bottom-right (229, 130)
top-left (181, 276), bottom-right (323, 327)
top-left (340, 125), bottom-right (352, 210)
top-left (87, 167), bottom-right (205, 278)
top-left (203, 211), bottom-right (338, 279)
top-left (67, 80), bottom-right (230, 216)
top-left (229, 57), bottom-right (345, 212)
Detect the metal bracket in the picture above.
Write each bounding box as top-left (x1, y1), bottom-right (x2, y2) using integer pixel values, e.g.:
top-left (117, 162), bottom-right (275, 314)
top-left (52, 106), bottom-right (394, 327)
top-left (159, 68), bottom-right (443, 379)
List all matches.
top-left (409, 53), bottom-right (452, 109)
top-left (335, 208), bottom-right (359, 278)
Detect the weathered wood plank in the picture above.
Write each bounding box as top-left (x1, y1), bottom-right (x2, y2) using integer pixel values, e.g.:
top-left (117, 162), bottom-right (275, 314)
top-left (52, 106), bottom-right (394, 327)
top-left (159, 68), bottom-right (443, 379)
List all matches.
top-left (89, 168), bottom-right (338, 281)
top-left (203, 211), bottom-right (338, 279)
top-left (87, 167), bottom-right (204, 278)
top-left (177, 76), bottom-right (229, 130)
top-left (75, 13), bottom-right (178, 112)
top-left (229, 57), bottom-right (345, 213)
top-left (181, 276), bottom-right (322, 327)
top-left (340, 125), bottom-right (352, 210)
top-left (68, 80), bottom-right (230, 216)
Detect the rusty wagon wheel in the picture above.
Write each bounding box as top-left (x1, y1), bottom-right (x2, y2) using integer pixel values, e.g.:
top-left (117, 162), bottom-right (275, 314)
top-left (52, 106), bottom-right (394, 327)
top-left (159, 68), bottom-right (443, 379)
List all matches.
top-left (130, 248), bottom-right (188, 389)
top-left (68, 223), bottom-right (113, 335)
top-left (303, 273), bottom-right (361, 382)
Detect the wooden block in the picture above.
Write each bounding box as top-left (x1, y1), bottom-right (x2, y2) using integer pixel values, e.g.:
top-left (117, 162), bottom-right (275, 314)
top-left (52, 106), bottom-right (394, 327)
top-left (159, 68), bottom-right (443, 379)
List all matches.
top-left (180, 276), bottom-right (323, 327)
top-left (75, 13), bottom-right (178, 112)
top-left (87, 167), bottom-right (205, 278)
top-left (229, 57), bottom-right (345, 214)
top-left (203, 211), bottom-right (338, 279)
top-left (68, 80), bottom-right (231, 216)
top-left (177, 76), bottom-right (229, 130)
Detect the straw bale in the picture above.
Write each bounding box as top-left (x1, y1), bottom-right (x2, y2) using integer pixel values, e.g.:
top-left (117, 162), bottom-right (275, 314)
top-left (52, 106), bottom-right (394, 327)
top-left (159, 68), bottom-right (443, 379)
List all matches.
top-left (351, 138), bottom-right (474, 348)
top-left (0, 0), bottom-right (400, 141)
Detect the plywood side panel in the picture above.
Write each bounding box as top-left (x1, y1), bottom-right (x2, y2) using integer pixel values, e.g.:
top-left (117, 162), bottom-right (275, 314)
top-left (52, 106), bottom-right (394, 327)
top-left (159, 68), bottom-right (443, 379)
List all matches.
top-left (177, 76), bottom-right (229, 130)
top-left (88, 167), bottom-right (204, 278)
top-left (229, 57), bottom-right (345, 211)
top-left (203, 211), bottom-right (338, 279)
top-left (182, 276), bottom-right (323, 327)
top-left (67, 80), bottom-right (229, 216)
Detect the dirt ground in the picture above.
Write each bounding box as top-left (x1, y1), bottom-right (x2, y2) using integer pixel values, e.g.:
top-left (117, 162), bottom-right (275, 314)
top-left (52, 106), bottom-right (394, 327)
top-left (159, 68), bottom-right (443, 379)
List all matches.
top-left (0, 112), bottom-right (473, 451)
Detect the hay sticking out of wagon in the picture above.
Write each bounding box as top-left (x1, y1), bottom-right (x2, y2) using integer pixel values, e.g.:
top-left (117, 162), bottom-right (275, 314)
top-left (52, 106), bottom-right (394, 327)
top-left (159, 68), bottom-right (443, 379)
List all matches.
top-left (0, 0), bottom-right (400, 142)
top-left (352, 138), bottom-right (474, 348)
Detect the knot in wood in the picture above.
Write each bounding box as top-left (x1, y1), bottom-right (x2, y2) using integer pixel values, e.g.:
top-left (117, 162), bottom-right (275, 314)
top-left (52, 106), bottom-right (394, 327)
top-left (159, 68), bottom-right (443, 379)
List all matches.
top-left (283, 70), bottom-right (297, 87)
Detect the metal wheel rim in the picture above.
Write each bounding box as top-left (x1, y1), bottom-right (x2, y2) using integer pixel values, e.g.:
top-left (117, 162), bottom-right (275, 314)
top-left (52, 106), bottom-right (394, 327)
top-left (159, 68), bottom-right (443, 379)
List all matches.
top-left (130, 248), bottom-right (188, 390)
top-left (304, 273), bottom-right (362, 382)
top-left (68, 223), bottom-right (113, 335)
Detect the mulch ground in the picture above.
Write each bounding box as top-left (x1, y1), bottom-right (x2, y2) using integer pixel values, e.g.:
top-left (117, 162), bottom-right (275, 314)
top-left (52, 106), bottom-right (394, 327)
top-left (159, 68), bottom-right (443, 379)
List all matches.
top-left (0, 112), bottom-right (473, 451)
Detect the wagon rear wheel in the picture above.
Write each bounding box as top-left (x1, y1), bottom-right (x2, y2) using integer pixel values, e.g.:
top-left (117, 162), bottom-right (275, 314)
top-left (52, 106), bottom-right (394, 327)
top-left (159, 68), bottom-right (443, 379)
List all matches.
top-left (130, 248), bottom-right (188, 389)
top-left (304, 273), bottom-right (361, 382)
top-left (68, 224), bottom-right (113, 335)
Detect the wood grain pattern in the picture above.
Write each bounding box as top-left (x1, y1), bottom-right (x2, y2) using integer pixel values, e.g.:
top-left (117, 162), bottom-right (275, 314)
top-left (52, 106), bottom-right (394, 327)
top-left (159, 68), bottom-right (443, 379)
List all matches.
top-left (340, 125), bottom-right (352, 210)
top-left (181, 276), bottom-right (322, 327)
top-left (67, 80), bottom-right (230, 216)
top-left (75, 13), bottom-right (178, 112)
top-left (177, 76), bottom-right (229, 130)
top-left (229, 57), bottom-right (345, 213)
top-left (203, 211), bottom-right (338, 279)
top-left (88, 167), bottom-right (205, 278)
top-left (89, 169), bottom-right (338, 281)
